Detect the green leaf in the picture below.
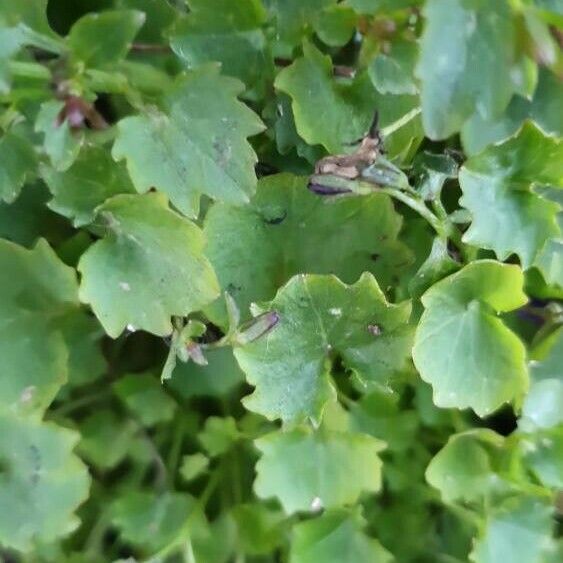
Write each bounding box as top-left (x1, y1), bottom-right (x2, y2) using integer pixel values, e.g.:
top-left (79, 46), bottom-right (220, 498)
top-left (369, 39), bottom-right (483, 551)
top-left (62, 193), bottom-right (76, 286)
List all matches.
top-left (0, 238), bottom-right (78, 415)
top-left (170, 0), bottom-right (272, 95)
top-left (0, 131), bottom-right (37, 203)
top-left (77, 410), bottom-right (135, 470)
top-left (41, 144), bottom-right (135, 227)
top-left (461, 69), bottom-right (563, 155)
top-left (198, 416), bottom-right (240, 457)
top-left (232, 504), bottom-right (288, 556)
top-left (234, 273), bottom-right (412, 425)
top-left (264, 0), bottom-right (336, 49)
top-left (520, 379), bottom-right (563, 431)
top-left (0, 183), bottom-right (68, 247)
top-left (413, 261), bottom-right (528, 416)
top-left (0, 0), bottom-right (53, 36)
top-left (254, 427), bottom-right (384, 513)
top-left (417, 0), bottom-right (516, 139)
top-left (520, 428), bottom-right (563, 489)
top-left (112, 66), bottom-right (264, 218)
top-left (180, 453), bottom-right (209, 482)
top-left (369, 40), bottom-right (418, 96)
top-left (67, 10), bottom-right (145, 67)
top-left (204, 173), bottom-right (413, 327)
top-left (166, 347), bottom-right (245, 399)
top-left (313, 5), bottom-right (357, 48)
top-left (275, 42), bottom-right (378, 153)
top-left (113, 373), bottom-right (176, 426)
top-left (349, 390), bottom-right (418, 453)
top-left (348, 0), bottom-right (422, 14)
top-left (530, 326), bottom-right (563, 382)
top-left (471, 497), bottom-right (555, 563)
top-left (78, 193), bottom-right (220, 337)
top-left (57, 310), bottom-right (106, 387)
top-left (35, 100), bottom-right (83, 172)
top-left (425, 429), bottom-right (507, 503)
top-left (409, 237), bottom-right (460, 298)
top-left (111, 491), bottom-right (203, 552)
top-left (290, 509), bottom-right (392, 563)
top-left (460, 122), bottom-right (562, 277)
top-left (0, 411), bottom-right (90, 552)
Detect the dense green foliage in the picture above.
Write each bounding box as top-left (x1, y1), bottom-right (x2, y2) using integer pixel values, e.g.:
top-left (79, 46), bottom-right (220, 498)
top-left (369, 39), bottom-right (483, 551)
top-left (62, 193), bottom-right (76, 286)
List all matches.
top-left (0, 1), bottom-right (562, 561)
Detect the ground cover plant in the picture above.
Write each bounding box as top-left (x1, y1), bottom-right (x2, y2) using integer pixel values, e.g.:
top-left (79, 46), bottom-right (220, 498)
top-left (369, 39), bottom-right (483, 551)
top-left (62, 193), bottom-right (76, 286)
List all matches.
top-left (0, 0), bottom-right (562, 561)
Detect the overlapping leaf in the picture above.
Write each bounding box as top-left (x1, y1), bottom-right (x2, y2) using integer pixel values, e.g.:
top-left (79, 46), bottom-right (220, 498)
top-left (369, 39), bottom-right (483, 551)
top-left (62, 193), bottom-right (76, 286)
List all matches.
top-left (204, 173), bottom-right (413, 326)
top-left (234, 273), bottom-right (411, 424)
top-left (41, 144), bottom-right (135, 227)
top-left (112, 66), bottom-right (264, 218)
top-left (290, 509), bottom-right (392, 563)
top-left (170, 0), bottom-right (272, 95)
top-left (0, 238), bottom-right (78, 414)
top-left (78, 193), bottom-right (219, 337)
top-left (0, 412), bottom-right (90, 552)
top-left (254, 427), bottom-right (384, 513)
top-left (413, 261), bottom-right (528, 416)
top-left (417, 0), bottom-right (517, 139)
top-left (275, 42), bottom-right (378, 153)
top-left (460, 122), bottom-right (562, 282)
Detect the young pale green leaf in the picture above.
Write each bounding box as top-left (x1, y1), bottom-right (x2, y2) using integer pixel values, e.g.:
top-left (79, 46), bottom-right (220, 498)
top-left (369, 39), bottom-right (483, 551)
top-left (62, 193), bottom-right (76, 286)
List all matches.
top-left (470, 497), bottom-right (555, 563)
top-left (0, 238), bottom-right (78, 414)
top-left (35, 100), bottom-right (83, 171)
top-left (275, 42), bottom-right (378, 153)
top-left (112, 66), bottom-right (264, 218)
top-left (254, 427), bottom-right (384, 514)
top-left (234, 273), bottom-right (412, 425)
top-left (41, 144), bottom-right (135, 227)
top-left (204, 173), bottom-right (413, 327)
top-left (0, 412), bottom-right (90, 552)
top-left (170, 0), bottom-right (272, 95)
top-left (113, 373), bottom-right (176, 426)
top-left (0, 131), bottom-right (37, 203)
top-left (290, 509), bottom-right (392, 563)
top-left (425, 429), bottom-right (507, 503)
top-left (180, 453), bottom-right (209, 482)
top-left (413, 261), bottom-right (528, 416)
top-left (417, 0), bottom-right (516, 139)
top-left (460, 122), bottom-right (562, 279)
top-left (78, 193), bottom-right (220, 337)
top-left (67, 10), bottom-right (145, 67)
top-left (198, 416), bottom-right (240, 457)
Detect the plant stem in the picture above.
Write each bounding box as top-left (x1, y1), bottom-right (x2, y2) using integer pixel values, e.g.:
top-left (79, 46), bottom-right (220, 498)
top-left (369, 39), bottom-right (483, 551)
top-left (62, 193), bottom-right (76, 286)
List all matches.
top-left (379, 186), bottom-right (446, 237)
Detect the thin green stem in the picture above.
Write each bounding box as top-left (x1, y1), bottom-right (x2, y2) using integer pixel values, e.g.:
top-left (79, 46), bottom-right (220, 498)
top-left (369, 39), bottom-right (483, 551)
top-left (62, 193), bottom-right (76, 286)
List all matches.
top-left (380, 107), bottom-right (422, 137)
top-left (379, 186), bottom-right (446, 237)
top-left (167, 413), bottom-right (187, 477)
